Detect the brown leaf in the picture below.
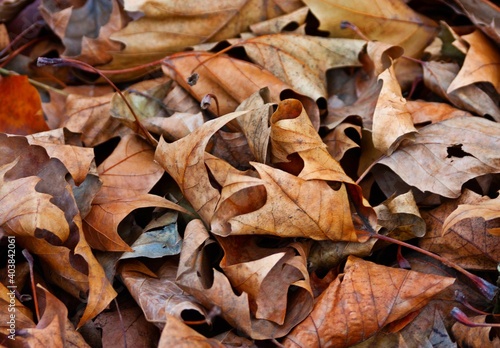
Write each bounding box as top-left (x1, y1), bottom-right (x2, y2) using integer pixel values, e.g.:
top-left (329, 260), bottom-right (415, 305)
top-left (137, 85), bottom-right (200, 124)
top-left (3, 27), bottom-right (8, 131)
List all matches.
top-left (62, 92), bottom-right (132, 147)
top-left (20, 285), bottom-right (90, 347)
top-left (303, 0), bottom-right (437, 57)
top-left (250, 6), bottom-right (309, 35)
top-left (282, 256), bottom-right (455, 348)
top-left (155, 111), bottom-right (247, 223)
top-left (376, 117), bottom-right (500, 198)
top-left (84, 134), bottom-right (186, 251)
top-left (40, 0), bottom-right (126, 65)
top-left (372, 63), bottom-right (417, 155)
top-left (323, 123), bottom-right (361, 162)
top-left (240, 34), bottom-right (364, 101)
top-left (118, 259), bottom-right (208, 329)
top-left (452, 315), bottom-right (500, 348)
top-left (422, 61), bottom-right (500, 120)
top-left (420, 190), bottom-right (500, 270)
top-left (106, 0), bottom-right (302, 70)
top-left (448, 30), bottom-right (500, 94)
top-left (407, 100), bottom-right (473, 126)
top-left (375, 191), bottom-right (426, 240)
top-left (443, 191), bottom-right (500, 236)
top-left (158, 314), bottom-right (224, 348)
top-left (163, 51), bottom-right (318, 126)
top-left (443, 0), bottom-right (500, 45)
top-left (176, 219), bottom-right (312, 339)
top-left (0, 75), bottom-right (48, 135)
top-left (26, 128), bottom-right (95, 185)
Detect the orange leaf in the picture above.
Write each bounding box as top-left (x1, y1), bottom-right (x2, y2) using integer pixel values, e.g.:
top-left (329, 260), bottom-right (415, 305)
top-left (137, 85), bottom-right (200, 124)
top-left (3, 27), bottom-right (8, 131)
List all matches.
top-left (0, 75), bottom-right (48, 135)
top-left (283, 256), bottom-right (455, 347)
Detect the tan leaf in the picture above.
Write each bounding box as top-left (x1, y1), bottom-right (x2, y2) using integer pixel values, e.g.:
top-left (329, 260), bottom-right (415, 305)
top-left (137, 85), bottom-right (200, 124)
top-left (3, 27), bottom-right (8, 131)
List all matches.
top-left (443, 191), bottom-right (500, 236)
top-left (119, 259), bottom-right (208, 329)
top-left (158, 314), bottom-right (224, 348)
top-left (106, 0), bottom-right (302, 70)
top-left (218, 236), bottom-right (312, 325)
top-left (21, 285), bottom-right (90, 347)
top-left (155, 111), bottom-right (248, 223)
top-left (448, 30), bottom-right (500, 94)
top-left (62, 93), bottom-right (132, 147)
top-left (376, 117), bottom-right (500, 198)
top-left (375, 191), bottom-right (426, 240)
top-left (26, 128), bottom-right (95, 185)
top-left (372, 63), bottom-right (418, 155)
top-left (303, 0), bottom-right (437, 57)
top-left (212, 162), bottom-right (360, 241)
top-left (176, 219), bottom-right (312, 339)
top-left (163, 51), bottom-right (318, 126)
top-left (250, 6), bottom-right (309, 35)
top-left (444, 0), bottom-right (500, 44)
top-left (407, 100), bottom-right (473, 126)
top-left (40, 0), bottom-right (126, 65)
top-left (420, 190), bottom-right (500, 270)
top-left (84, 134), bottom-right (186, 251)
top-left (282, 256), bottom-right (455, 348)
top-left (323, 123), bottom-right (361, 162)
top-left (240, 34), bottom-right (364, 101)
top-left (422, 61), bottom-right (500, 120)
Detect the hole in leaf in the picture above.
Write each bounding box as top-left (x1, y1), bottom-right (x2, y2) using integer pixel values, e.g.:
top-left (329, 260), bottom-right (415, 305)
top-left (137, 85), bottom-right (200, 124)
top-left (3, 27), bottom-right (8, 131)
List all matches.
top-left (446, 144), bottom-right (472, 158)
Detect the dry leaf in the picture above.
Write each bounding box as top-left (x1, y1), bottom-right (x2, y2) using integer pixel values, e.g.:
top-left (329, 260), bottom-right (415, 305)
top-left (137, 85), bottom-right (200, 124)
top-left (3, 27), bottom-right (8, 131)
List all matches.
top-left (452, 315), bottom-right (500, 348)
top-left (372, 63), bottom-right (417, 155)
top-left (84, 134), bottom-right (186, 251)
top-left (420, 190), bottom-right (500, 270)
top-left (119, 259), bottom-right (207, 329)
top-left (376, 117), bottom-right (500, 198)
top-left (0, 75), bottom-right (48, 135)
top-left (282, 256), bottom-right (455, 348)
top-left (303, 0), bottom-right (437, 57)
top-left (448, 30), bottom-right (500, 94)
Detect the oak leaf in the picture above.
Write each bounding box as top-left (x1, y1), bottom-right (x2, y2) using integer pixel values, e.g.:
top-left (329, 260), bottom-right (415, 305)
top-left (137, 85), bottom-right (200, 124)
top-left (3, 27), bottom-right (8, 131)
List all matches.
top-left (282, 256), bottom-right (455, 348)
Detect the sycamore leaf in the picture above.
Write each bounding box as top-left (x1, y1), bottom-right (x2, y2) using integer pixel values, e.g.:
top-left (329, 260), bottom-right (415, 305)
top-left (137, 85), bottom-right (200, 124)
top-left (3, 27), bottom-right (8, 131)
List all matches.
top-left (84, 134), bottom-right (186, 251)
top-left (303, 0), bottom-right (438, 57)
top-left (282, 256), bottom-right (455, 348)
top-left (448, 30), bottom-right (500, 94)
top-left (0, 75), bottom-right (48, 135)
top-left (376, 117), bottom-right (500, 198)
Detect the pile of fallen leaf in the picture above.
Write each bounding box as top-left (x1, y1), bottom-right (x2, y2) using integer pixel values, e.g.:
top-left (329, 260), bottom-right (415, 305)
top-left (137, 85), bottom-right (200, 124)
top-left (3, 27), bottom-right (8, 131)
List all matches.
top-left (0, 0), bottom-right (499, 347)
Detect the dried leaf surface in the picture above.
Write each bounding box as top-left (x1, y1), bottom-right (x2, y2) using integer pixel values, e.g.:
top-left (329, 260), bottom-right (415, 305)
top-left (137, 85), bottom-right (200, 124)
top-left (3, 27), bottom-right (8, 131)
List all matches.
top-left (283, 256), bottom-right (455, 348)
